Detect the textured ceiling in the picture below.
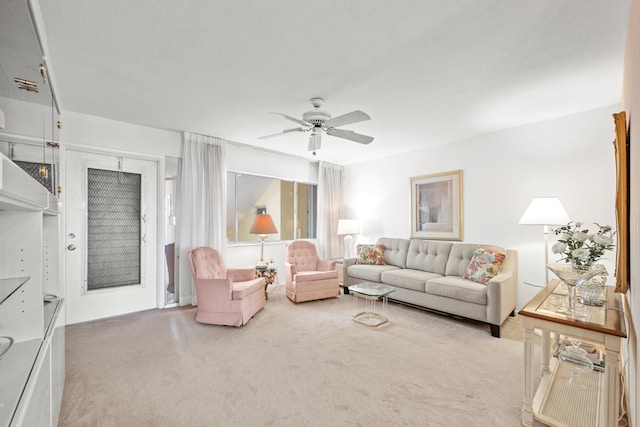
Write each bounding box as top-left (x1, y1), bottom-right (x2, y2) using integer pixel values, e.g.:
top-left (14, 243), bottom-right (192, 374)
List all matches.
top-left (25, 0), bottom-right (632, 164)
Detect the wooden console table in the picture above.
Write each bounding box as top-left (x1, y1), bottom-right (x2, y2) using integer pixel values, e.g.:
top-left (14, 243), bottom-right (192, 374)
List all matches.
top-left (519, 280), bottom-right (626, 427)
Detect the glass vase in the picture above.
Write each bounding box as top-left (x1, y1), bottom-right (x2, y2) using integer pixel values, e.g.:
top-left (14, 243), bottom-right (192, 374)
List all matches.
top-left (546, 263), bottom-right (606, 318)
top-left (577, 265), bottom-right (608, 306)
top-left (558, 341), bottom-right (594, 389)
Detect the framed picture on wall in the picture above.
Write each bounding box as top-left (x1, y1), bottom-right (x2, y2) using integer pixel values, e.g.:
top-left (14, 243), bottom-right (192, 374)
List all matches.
top-left (410, 170), bottom-right (463, 240)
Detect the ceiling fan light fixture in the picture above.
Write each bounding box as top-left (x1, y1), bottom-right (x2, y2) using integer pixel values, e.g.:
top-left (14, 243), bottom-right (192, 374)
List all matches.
top-left (259, 97), bottom-right (374, 154)
top-left (302, 109), bottom-right (331, 125)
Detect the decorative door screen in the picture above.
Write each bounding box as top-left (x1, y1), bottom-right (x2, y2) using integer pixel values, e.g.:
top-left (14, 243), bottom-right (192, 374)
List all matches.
top-left (87, 168), bottom-right (142, 291)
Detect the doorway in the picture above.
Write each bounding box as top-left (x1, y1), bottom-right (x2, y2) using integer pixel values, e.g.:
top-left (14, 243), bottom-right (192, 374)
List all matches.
top-left (64, 150), bottom-right (158, 324)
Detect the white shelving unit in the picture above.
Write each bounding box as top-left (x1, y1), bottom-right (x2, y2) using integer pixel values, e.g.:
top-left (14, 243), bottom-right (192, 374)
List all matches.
top-left (0, 153), bottom-right (65, 427)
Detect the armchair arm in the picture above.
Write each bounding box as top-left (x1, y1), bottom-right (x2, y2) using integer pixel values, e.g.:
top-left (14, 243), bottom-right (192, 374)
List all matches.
top-left (227, 268), bottom-right (256, 282)
top-left (193, 277), bottom-right (233, 306)
top-left (284, 262), bottom-right (296, 284)
top-left (317, 259), bottom-right (336, 271)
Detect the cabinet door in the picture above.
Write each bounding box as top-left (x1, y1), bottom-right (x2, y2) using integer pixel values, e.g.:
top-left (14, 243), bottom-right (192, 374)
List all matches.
top-left (51, 310), bottom-right (65, 427)
top-left (11, 344), bottom-right (51, 427)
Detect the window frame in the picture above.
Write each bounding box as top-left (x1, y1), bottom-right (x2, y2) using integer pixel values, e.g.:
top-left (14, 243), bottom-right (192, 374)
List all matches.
top-left (226, 171), bottom-right (317, 244)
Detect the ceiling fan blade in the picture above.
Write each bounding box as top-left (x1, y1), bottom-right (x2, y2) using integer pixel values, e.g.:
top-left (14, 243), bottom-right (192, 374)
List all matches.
top-left (326, 128), bottom-right (374, 144)
top-left (324, 110), bottom-right (370, 128)
top-left (269, 112), bottom-right (310, 127)
top-left (308, 133), bottom-right (321, 152)
top-left (258, 127), bottom-right (306, 139)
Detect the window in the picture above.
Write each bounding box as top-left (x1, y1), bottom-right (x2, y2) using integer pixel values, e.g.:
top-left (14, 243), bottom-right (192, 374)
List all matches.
top-left (227, 172), bottom-right (317, 242)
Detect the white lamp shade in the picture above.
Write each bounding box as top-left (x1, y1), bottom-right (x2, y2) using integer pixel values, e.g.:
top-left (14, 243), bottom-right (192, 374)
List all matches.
top-left (518, 198), bottom-right (570, 225)
top-left (337, 219), bottom-right (360, 235)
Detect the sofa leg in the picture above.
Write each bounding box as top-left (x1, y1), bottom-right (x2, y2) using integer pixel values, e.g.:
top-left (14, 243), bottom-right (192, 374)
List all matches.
top-left (342, 286), bottom-right (350, 295)
top-left (509, 309), bottom-right (516, 317)
top-left (489, 324), bottom-right (500, 338)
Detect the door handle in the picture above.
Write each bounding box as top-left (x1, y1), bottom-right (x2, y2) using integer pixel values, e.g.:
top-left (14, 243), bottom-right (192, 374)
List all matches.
top-left (67, 244), bottom-right (77, 251)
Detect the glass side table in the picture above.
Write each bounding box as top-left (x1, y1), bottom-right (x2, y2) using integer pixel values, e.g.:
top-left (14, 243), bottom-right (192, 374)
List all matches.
top-left (255, 266), bottom-right (277, 300)
top-left (348, 282), bottom-right (395, 327)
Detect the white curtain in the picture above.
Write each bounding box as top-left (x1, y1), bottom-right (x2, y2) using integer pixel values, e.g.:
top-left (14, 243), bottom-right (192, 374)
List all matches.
top-left (176, 132), bottom-right (227, 306)
top-left (317, 161), bottom-right (344, 259)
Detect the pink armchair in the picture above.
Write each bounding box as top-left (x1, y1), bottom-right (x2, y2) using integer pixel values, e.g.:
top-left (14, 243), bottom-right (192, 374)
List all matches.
top-left (284, 240), bottom-right (340, 303)
top-left (188, 247), bottom-right (266, 326)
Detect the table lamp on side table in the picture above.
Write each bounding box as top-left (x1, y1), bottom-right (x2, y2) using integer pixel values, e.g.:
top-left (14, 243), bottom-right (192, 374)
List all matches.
top-left (250, 213), bottom-right (278, 267)
top-left (337, 219), bottom-right (360, 259)
top-left (518, 197), bottom-right (570, 283)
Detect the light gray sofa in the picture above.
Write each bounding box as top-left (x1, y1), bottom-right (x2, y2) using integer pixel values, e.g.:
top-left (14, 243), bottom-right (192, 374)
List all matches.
top-left (344, 237), bottom-right (518, 337)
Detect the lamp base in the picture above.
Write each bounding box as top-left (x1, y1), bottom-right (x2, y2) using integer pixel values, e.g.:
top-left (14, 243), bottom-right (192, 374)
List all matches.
top-left (344, 234), bottom-right (354, 259)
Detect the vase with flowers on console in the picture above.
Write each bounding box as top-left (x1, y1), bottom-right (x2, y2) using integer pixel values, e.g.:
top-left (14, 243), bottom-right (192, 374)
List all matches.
top-left (548, 221), bottom-right (615, 318)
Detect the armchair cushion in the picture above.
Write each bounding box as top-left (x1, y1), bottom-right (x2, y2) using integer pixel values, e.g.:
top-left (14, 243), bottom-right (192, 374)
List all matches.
top-left (232, 277), bottom-right (266, 299)
top-left (294, 270), bottom-right (339, 283)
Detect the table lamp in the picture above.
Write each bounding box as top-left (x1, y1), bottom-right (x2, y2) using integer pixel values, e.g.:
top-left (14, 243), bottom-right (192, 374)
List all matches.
top-left (337, 219), bottom-right (360, 259)
top-left (250, 213), bottom-right (278, 267)
top-left (518, 197), bottom-right (570, 282)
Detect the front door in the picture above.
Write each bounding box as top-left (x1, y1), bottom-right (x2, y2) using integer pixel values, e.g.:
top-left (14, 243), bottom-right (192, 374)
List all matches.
top-left (65, 149), bottom-right (158, 324)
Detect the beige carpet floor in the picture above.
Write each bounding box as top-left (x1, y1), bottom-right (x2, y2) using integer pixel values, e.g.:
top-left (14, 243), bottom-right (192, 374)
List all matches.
top-left (59, 285), bottom-right (542, 427)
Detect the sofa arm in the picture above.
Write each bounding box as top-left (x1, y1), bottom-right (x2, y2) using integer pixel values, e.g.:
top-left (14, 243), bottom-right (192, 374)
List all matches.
top-left (317, 259), bottom-right (336, 271)
top-left (485, 250), bottom-right (518, 325)
top-left (227, 268), bottom-right (256, 282)
top-left (342, 258), bottom-right (357, 286)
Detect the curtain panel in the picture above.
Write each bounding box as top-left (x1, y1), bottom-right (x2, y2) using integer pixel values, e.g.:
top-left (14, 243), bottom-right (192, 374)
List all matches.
top-left (317, 161), bottom-right (344, 259)
top-left (177, 132), bottom-right (227, 305)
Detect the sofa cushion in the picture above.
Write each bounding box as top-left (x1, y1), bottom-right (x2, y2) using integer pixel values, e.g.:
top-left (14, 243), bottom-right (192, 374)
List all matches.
top-left (426, 276), bottom-right (488, 305)
top-left (382, 268), bottom-right (442, 292)
top-left (355, 244), bottom-right (387, 265)
top-left (376, 238), bottom-right (410, 268)
top-left (445, 243), bottom-right (506, 277)
top-left (347, 264), bottom-right (400, 283)
top-left (406, 239), bottom-right (452, 275)
top-left (463, 247), bottom-right (506, 284)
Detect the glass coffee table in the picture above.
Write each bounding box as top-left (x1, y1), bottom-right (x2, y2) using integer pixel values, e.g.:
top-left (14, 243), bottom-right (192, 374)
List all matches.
top-left (348, 282), bottom-right (395, 327)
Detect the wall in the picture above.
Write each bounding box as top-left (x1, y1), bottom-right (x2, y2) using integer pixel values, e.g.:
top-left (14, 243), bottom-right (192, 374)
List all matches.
top-left (344, 104), bottom-right (620, 310)
top-left (622, 0), bottom-right (639, 424)
top-left (0, 96), bottom-right (182, 158)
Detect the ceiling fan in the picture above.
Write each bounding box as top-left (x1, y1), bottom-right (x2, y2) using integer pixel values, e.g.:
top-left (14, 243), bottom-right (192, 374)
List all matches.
top-left (259, 97), bottom-right (374, 155)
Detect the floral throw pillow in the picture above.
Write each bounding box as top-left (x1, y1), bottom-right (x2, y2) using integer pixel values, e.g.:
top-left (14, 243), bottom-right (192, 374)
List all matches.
top-left (463, 248), bottom-right (506, 284)
top-left (355, 244), bottom-right (387, 265)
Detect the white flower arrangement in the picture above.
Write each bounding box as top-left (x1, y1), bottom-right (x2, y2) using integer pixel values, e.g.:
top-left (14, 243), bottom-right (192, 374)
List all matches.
top-left (551, 221), bottom-right (615, 267)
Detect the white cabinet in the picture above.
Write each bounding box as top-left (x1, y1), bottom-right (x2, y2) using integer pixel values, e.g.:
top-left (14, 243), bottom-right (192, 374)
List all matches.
top-left (0, 153), bottom-right (64, 427)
